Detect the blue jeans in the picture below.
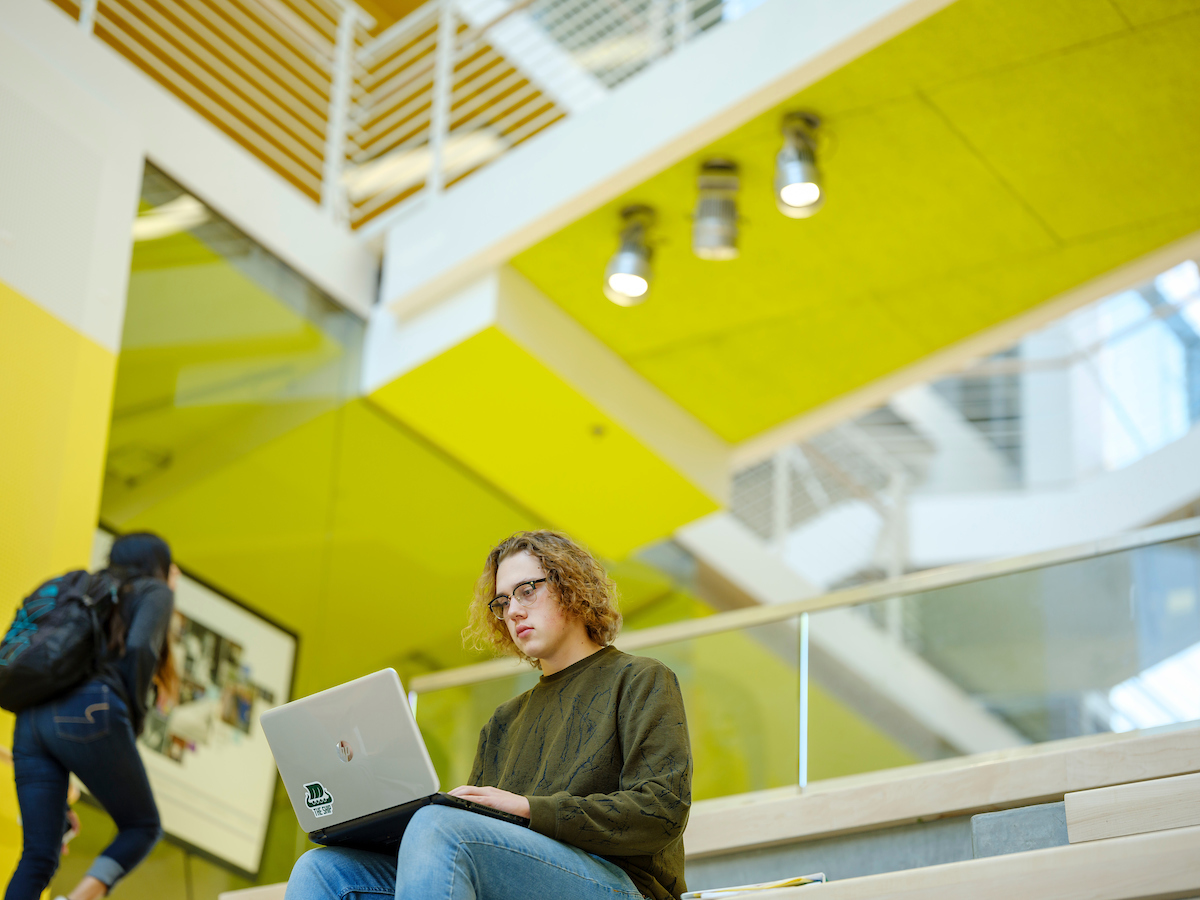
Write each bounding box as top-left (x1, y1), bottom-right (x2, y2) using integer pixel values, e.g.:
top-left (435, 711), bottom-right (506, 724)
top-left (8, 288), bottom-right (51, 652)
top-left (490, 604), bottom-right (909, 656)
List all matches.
top-left (5, 679), bottom-right (162, 900)
top-left (286, 805), bottom-right (646, 900)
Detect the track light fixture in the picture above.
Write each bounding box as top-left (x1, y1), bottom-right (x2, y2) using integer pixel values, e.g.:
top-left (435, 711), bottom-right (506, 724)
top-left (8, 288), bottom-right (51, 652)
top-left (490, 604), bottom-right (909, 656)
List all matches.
top-left (775, 112), bottom-right (823, 218)
top-left (604, 205), bottom-right (655, 306)
top-left (692, 159), bottom-right (740, 260)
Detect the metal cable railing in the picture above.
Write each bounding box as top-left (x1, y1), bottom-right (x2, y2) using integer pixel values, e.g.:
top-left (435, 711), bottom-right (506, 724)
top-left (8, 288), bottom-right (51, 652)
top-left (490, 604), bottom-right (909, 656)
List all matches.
top-left (56, 0), bottom-right (747, 229)
top-left (529, 0), bottom-right (724, 88)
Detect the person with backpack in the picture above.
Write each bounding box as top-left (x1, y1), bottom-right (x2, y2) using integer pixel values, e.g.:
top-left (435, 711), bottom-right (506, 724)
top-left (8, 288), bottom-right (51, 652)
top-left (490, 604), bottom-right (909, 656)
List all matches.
top-left (3, 532), bottom-right (180, 900)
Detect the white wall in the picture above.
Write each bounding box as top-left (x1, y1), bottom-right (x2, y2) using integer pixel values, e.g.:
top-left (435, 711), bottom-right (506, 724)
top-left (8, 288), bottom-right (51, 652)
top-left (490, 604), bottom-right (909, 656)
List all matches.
top-left (0, 19), bottom-right (142, 351)
top-left (3, 1), bottom-right (378, 319)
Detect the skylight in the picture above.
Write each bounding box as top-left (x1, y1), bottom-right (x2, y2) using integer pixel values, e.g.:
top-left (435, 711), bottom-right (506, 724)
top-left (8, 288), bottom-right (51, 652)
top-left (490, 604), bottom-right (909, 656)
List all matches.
top-left (1109, 636), bottom-right (1200, 732)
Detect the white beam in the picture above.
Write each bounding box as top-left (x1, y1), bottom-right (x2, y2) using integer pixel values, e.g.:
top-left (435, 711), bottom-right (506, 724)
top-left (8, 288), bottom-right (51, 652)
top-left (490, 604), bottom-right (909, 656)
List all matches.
top-left (0, 21), bottom-right (141, 353)
top-left (363, 266), bottom-right (730, 501)
top-left (910, 423), bottom-right (1200, 567)
top-left (377, 0), bottom-right (955, 315)
top-left (677, 511), bottom-right (822, 605)
top-left (811, 606), bottom-right (1027, 755)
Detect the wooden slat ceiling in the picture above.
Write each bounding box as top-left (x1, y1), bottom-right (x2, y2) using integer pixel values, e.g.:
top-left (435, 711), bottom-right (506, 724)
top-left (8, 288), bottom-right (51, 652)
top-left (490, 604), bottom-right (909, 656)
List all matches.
top-left (48, 0), bottom-right (564, 226)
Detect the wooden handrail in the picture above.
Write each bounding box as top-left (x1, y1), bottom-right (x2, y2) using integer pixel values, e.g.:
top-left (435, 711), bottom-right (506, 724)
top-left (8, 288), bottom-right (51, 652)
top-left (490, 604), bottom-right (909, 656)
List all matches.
top-left (411, 516), bottom-right (1200, 694)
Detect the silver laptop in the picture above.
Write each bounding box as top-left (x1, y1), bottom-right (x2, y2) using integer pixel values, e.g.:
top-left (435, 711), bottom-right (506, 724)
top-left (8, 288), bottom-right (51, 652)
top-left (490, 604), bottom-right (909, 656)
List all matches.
top-left (260, 669), bottom-right (527, 852)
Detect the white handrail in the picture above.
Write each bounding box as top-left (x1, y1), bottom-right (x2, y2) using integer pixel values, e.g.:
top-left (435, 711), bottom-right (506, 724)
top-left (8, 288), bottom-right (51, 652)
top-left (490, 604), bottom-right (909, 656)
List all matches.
top-left (73, 0), bottom-right (741, 227)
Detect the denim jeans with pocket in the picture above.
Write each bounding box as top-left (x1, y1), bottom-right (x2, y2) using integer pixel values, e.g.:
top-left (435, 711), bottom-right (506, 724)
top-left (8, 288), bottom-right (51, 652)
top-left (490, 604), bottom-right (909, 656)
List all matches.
top-left (5, 678), bottom-right (162, 900)
top-left (285, 805), bottom-right (646, 900)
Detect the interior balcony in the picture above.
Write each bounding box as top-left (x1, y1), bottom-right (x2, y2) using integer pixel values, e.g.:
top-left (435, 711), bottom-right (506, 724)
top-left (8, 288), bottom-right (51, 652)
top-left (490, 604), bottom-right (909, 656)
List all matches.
top-left (12, 0), bottom-right (1200, 568)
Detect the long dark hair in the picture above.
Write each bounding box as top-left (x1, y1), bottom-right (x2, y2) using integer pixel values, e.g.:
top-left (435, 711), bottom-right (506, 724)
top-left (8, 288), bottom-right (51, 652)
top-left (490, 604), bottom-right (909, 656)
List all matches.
top-left (106, 532), bottom-right (180, 703)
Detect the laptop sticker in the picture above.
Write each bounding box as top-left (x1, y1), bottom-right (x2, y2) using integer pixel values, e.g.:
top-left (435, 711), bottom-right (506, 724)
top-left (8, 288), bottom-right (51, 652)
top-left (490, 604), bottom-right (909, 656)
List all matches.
top-left (304, 781), bottom-right (334, 818)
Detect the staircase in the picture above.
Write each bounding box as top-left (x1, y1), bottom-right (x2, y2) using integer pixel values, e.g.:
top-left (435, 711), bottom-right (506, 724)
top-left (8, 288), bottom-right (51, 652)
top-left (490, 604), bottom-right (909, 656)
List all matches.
top-left (684, 724), bottom-right (1200, 898)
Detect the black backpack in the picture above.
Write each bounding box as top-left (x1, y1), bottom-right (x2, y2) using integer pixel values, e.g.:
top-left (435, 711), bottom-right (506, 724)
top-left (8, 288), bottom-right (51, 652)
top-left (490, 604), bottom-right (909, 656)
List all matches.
top-left (0, 570), bottom-right (121, 713)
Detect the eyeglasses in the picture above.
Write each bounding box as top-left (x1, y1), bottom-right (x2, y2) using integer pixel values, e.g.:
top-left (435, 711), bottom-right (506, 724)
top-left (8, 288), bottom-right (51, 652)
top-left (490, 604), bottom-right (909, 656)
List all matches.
top-left (488, 578), bottom-right (547, 620)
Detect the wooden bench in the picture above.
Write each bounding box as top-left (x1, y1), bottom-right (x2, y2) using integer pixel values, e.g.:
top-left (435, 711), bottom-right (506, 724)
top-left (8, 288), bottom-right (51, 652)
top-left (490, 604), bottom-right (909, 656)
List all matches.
top-left (218, 884), bottom-right (286, 899)
top-left (686, 723), bottom-right (1200, 858)
top-left (745, 825), bottom-right (1200, 900)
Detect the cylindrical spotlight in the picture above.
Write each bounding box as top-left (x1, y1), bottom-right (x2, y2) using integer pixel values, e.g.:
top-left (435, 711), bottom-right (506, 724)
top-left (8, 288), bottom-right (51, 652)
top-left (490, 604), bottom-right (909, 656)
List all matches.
top-left (775, 112), bottom-right (823, 218)
top-left (692, 159), bottom-right (740, 260)
top-left (604, 205), bottom-right (655, 306)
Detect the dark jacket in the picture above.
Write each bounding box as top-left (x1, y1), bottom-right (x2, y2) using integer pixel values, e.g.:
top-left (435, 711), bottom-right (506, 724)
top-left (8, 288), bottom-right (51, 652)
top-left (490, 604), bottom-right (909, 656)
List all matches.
top-left (97, 576), bottom-right (174, 736)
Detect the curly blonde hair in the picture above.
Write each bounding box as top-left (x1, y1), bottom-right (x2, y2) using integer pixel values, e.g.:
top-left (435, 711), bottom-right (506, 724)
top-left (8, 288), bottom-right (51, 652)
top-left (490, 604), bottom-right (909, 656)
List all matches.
top-left (463, 531), bottom-right (621, 667)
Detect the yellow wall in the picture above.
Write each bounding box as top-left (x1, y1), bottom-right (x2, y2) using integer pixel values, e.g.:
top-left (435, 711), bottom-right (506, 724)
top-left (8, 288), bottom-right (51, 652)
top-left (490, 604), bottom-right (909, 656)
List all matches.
top-left (369, 326), bottom-right (717, 559)
top-left (0, 279), bottom-right (118, 885)
top-left (0, 280), bottom-right (116, 607)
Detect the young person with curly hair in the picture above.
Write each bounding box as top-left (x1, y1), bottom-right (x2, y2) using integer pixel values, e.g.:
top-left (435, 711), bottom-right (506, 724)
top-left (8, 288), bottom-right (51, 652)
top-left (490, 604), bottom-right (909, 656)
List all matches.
top-left (286, 530), bottom-right (692, 900)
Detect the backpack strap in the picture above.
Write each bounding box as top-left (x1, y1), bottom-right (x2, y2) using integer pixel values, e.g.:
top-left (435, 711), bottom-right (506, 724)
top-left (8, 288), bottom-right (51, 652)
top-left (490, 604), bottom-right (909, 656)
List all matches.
top-left (81, 571), bottom-right (120, 609)
top-left (81, 572), bottom-right (121, 673)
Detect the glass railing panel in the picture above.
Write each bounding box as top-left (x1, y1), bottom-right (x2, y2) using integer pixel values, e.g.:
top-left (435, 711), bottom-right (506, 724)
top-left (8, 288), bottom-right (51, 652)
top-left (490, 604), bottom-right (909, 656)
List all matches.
top-left (635, 619), bottom-right (801, 801)
top-left (105, 163), bottom-right (363, 523)
top-left (414, 617), bottom-right (802, 802)
top-left (728, 259), bottom-right (1200, 594)
top-left (813, 533), bottom-right (1200, 778)
top-left (805, 664), bottom-right (924, 782)
top-left (415, 671), bottom-right (541, 791)
top-left (413, 521), bottom-right (1200, 800)
top-left (101, 163), bottom-right (365, 634)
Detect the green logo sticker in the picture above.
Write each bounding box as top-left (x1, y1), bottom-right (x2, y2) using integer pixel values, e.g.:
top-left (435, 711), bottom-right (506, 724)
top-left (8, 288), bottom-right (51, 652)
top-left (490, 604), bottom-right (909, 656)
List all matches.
top-left (304, 782), bottom-right (333, 818)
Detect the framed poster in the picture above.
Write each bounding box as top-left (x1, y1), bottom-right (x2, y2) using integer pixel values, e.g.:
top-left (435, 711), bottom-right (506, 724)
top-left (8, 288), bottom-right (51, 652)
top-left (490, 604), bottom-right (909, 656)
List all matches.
top-left (91, 530), bottom-right (296, 875)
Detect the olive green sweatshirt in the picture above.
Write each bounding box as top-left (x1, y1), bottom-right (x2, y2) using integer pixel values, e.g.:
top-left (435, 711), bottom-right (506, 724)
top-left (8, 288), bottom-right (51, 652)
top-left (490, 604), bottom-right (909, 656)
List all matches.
top-left (468, 645), bottom-right (691, 900)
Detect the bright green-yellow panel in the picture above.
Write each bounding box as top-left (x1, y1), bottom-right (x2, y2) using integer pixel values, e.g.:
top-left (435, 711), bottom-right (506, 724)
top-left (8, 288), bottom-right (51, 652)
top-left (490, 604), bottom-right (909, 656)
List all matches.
top-left (369, 327), bottom-right (718, 558)
top-left (1110, 0), bottom-right (1200, 25)
top-left (113, 399), bottom-right (542, 696)
top-left (108, 216), bottom-right (546, 696)
top-left (928, 14), bottom-right (1200, 240)
top-left (808, 683), bottom-right (918, 781)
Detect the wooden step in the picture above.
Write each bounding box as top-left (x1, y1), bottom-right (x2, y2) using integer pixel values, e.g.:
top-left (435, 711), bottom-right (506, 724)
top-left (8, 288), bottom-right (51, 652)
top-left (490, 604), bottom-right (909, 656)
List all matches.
top-left (218, 884), bottom-right (285, 900)
top-left (740, 824), bottom-right (1200, 900)
top-left (1066, 770), bottom-right (1200, 844)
